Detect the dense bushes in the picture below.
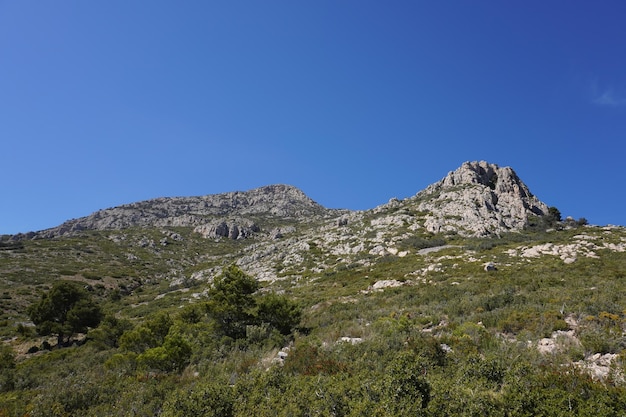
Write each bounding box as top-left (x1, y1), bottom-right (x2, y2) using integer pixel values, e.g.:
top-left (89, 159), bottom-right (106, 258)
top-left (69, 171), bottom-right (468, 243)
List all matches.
top-left (104, 266), bottom-right (303, 375)
top-left (162, 381), bottom-right (234, 417)
top-left (0, 344), bottom-right (15, 393)
top-left (256, 293), bottom-right (302, 336)
top-left (399, 236), bottom-right (446, 250)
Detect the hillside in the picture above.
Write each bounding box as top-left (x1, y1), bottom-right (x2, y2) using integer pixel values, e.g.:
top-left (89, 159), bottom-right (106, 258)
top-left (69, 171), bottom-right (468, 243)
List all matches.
top-left (1, 161), bottom-right (625, 416)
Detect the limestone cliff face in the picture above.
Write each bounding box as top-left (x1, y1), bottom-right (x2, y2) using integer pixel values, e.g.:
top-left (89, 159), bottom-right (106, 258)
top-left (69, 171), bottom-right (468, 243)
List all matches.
top-left (413, 161), bottom-right (548, 236)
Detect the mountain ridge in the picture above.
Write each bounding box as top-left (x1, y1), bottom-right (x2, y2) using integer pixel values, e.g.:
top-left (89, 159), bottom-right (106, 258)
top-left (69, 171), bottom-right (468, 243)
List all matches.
top-left (17, 184), bottom-right (340, 239)
top-left (11, 161), bottom-right (551, 239)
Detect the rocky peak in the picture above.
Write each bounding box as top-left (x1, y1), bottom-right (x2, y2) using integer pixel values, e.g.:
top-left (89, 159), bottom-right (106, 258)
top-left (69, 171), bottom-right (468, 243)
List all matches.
top-left (437, 161), bottom-right (530, 198)
top-left (413, 161), bottom-right (548, 236)
top-left (215, 184), bottom-right (325, 217)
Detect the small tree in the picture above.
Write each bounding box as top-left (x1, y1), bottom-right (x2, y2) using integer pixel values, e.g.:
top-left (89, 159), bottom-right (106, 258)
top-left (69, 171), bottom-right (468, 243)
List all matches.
top-left (206, 265), bottom-right (259, 339)
top-left (547, 206), bottom-right (562, 223)
top-left (88, 315), bottom-right (133, 349)
top-left (27, 281), bottom-right (102, 347)
top-left (119, 312), bottom-right (173, 353)
top-left (138, 333), bottom-right (192, 373)
top-left (256, 293), bottom-right (302, 335)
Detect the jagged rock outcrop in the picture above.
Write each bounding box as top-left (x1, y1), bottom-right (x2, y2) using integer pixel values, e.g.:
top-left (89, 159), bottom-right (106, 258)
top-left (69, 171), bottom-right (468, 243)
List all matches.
top-left (194, 219), bottom-right (260, 240)
top-left (32, 184), bottom-right (334, 238)
top-left (412, 161), bottom-right (548, 236)
top-left (268, 226), bottom-right (296, 239)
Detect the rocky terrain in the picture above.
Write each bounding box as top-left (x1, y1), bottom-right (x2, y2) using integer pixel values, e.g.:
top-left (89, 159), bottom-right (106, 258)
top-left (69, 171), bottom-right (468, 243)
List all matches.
top-left (413, 161), bottom-right (549, 235)
top-left (7, 161), bottom-right (561, 284)
top-left (13, 161), bottom-right (546, 240)
top-left (20, 184), bottom-right (336, 239)
top-left (1, 161), bottom-right (625, 416)
top-left (7, 161), bottom-right (555, 282)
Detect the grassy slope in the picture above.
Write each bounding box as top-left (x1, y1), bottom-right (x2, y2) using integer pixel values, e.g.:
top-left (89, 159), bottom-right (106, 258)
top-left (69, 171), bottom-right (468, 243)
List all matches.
top-left (0, 224), bottom-right (625, 415)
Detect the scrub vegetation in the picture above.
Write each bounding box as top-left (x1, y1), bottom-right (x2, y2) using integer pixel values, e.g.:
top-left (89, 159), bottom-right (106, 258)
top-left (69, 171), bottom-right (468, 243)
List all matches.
top-left (0, 222), bottom-right (625, 416)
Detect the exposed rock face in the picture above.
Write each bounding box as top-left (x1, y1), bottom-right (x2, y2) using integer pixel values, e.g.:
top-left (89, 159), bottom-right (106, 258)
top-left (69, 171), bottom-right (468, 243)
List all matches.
top-left (413, 161), bottom-right (548, 236)
top-left (504, 233), bottom-right (626, 264)
top-left (268, 226), bottom-right (296, 239)
top-left (33, 184), bottom-right (333, 238)
top-left (194, 219), bottom-right (260, 240)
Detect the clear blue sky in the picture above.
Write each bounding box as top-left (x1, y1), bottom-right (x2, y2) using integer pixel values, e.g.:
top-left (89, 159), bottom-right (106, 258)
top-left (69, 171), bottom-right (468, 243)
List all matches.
top-left (2, 1), bottom-right (625, 234)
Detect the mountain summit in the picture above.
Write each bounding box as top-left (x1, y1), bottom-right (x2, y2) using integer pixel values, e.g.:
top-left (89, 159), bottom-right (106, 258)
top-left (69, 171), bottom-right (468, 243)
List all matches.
top-left (412, 161), bottom-right (548, 236)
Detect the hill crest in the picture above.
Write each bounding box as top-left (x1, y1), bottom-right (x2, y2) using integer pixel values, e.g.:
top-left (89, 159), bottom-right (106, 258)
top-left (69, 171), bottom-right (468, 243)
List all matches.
top-left (14, 161), bottom-right (549, 239)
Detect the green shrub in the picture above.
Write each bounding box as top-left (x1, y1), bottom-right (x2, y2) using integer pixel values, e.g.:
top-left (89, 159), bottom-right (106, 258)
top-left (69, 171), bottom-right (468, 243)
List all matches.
top-left (284, 341), bottom-right (348, 376)
top-left (256, 293), bottom-right (302, 335)
top-left (379, 350), bottom-right (431, 414)
top-left (0, 344), bottom-right (15, 392)
top-left (399, 236), bottom-right (446, 250)
top-left (162, 381), bottom-right (234, 417)
top-left (138, 333), bottom-right (192, 373)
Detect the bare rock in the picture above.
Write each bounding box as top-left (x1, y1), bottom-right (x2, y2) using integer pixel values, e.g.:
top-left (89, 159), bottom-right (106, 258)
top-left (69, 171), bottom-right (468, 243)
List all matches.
top-left (371, 280), bottom-right (404, 290)
top-left (337, 217), bottom-right (349, 227)
top-left (574, 353), bottom-right (621, 381)
top-left (338, 337), bottom-right (363, 345)
top-left (413, 161), bottom-right (549, 236)
top-left (32, 184), bottom-right (335, 238)
top-left (194, 219), bottom-right (260, 240)
top-left (269, 226), bottom-right (296, 239)
top-left (484, 262), bottom-right (497, 271)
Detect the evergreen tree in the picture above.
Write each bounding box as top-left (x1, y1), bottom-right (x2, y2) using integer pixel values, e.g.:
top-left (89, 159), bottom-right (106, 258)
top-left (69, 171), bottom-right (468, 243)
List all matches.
top-left (206, 265), bottom-right (259, 339)
top-left (27, 281), bottom-right (102, 346)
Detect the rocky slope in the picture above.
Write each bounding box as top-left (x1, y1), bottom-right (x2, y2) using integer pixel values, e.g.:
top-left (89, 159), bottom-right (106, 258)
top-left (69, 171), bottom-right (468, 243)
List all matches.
top-left (413, 161), bottom-right (549, 236)
top-left (28, 184), bottom-right (337, 239)
top-left (6, 160), bottom-right (558, 285)
top-left (230, 162), bottom-right (549, 281)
